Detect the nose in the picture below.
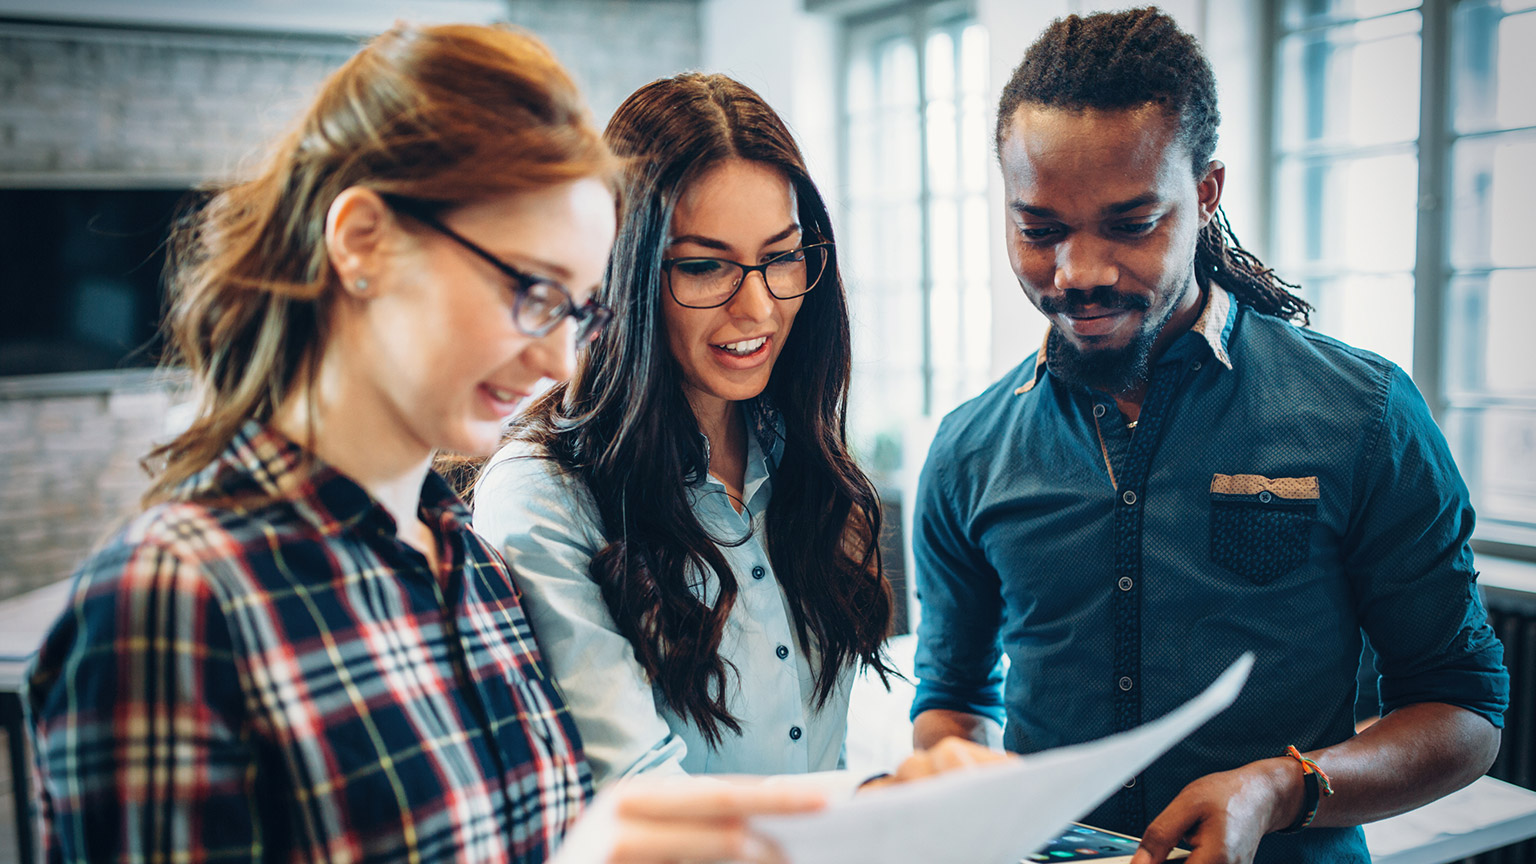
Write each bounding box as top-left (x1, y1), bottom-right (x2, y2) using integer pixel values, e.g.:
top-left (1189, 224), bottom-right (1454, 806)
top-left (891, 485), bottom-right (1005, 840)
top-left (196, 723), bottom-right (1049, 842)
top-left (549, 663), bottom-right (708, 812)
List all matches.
top-left (525, 317), bottom-right (577, 383)
top-left (1053, 234), bottom-right (1118, 295)
top-left (725, 269), bottom-right (776, 322)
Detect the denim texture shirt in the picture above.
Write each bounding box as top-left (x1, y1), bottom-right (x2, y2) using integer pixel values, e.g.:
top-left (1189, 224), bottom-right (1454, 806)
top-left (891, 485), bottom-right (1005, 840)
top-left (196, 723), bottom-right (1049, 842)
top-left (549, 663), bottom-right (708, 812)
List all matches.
top-left (912, 286), bottom-right (1508, 864)
top-left (473, 402), bottom-right (852, 789)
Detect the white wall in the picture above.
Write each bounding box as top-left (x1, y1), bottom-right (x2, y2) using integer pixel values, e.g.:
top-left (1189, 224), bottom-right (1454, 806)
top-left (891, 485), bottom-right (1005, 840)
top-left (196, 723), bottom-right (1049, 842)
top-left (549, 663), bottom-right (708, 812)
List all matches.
top-left (701, 0), bottom-right (842, 203)
top-left (1202, 1), bottom-right (1269, 261)
top-left (975, 0), bottom-right (1064, 378)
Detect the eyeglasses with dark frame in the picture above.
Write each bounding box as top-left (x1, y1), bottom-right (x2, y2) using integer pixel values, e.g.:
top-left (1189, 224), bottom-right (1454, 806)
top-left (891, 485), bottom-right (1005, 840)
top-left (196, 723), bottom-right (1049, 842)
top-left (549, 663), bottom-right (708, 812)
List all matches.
top-left (661, 241), bottom-right (834, 309)
top-left (380, 194), bottom-right (612, 345)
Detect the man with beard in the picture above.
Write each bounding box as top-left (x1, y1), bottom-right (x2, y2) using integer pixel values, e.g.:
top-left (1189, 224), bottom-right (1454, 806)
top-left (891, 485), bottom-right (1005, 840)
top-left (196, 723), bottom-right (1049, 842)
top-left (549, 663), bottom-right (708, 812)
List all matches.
top-left (909, 8), bottom-right (1508, 864)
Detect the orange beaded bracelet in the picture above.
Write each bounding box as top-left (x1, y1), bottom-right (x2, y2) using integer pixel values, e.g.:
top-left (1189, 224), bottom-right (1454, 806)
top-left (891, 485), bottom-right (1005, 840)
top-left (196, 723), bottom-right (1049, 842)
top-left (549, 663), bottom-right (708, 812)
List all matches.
top-left (1276, 745), bottom-right (1334, 834)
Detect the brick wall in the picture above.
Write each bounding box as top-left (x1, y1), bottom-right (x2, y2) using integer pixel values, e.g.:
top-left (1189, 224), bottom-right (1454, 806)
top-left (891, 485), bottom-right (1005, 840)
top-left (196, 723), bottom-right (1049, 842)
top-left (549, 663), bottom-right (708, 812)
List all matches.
top-left (0, 2), bottom-right (703, 602)
top-left (0, 375), bottom-right (191, 600)
top-left (0, 25), bottom-right (361, 182)
top-left (499, 0), bottom-right (704, 121)
top-left (0, 2), bottom-right (705, 182)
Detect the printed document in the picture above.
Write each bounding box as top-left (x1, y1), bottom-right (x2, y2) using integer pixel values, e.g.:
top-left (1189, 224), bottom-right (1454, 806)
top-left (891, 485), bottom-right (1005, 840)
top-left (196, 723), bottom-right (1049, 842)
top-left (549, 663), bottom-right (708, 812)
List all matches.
top-left (751, 652), bottom-right (1254, 864)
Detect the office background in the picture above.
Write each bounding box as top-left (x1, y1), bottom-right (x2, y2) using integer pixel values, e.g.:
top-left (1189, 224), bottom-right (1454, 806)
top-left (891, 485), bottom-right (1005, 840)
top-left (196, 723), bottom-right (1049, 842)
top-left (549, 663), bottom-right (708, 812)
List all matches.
top-left (0, 0), bottom-right (1532, 858)
top-left (2, 0), bottom-right (1531, 604)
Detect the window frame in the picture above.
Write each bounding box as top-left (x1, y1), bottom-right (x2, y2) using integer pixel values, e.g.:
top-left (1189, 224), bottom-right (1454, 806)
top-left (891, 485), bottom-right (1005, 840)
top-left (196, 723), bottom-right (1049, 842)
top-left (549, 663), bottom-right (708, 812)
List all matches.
top-left (837, 0), bottom-right (982, 419)
top-left (1267, 0), bottom-right (1536, 560)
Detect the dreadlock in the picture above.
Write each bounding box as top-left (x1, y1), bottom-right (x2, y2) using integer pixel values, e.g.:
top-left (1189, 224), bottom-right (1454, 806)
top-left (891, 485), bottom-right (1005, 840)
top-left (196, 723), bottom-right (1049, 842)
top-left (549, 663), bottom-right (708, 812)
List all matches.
top-left (997, 6), bottom-right (1311, 324)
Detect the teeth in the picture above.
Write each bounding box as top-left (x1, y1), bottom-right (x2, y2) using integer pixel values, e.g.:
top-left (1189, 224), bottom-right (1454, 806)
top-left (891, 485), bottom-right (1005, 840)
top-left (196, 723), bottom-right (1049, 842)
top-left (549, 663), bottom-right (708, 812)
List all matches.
top-left (488, 385), bottom-right (517, 402)
top-left (718, 336), bottom-right (767, 356)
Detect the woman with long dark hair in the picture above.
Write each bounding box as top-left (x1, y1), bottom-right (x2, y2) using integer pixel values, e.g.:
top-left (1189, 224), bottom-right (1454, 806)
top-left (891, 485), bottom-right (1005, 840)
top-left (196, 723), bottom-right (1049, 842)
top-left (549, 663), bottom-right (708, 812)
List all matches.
top-left (472, 72), bottom-right (895, 786)
top-left (24, 29), bottom-right (831, 863)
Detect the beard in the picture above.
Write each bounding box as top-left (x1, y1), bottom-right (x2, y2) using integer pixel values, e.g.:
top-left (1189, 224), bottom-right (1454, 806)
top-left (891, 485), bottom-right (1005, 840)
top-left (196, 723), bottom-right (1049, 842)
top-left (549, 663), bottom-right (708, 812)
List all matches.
top-left (1041, 282), bottom-right (1183, 396)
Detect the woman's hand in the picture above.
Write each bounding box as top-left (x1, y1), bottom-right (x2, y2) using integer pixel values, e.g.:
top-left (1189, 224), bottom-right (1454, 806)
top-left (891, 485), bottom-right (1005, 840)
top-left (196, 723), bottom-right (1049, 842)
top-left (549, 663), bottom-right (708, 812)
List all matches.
top-left (861, 736), bottom-right (1015, 791)
top-left (557, 777), bottom-right (827, 864)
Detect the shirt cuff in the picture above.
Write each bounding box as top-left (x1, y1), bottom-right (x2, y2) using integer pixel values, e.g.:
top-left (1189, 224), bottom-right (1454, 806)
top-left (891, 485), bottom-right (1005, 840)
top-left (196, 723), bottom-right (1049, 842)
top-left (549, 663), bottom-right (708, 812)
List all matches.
top-left (910, 680), bottom-right (1006, 725)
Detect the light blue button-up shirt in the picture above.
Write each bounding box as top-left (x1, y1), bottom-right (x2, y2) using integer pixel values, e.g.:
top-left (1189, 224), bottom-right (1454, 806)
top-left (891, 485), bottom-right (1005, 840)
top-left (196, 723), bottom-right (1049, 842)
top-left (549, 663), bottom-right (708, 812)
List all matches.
top-left (472, 407), bottom-right (851, 789)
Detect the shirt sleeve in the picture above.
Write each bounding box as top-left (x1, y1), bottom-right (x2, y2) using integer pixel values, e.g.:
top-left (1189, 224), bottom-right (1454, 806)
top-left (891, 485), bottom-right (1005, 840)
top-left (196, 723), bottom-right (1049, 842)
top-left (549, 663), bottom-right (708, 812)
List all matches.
top-left (909, 423), bottom-right (1007, 725)
top-left (472, 450), bottom-right (688, 788)
top-left (1346, 363), bottom-right (1509, 727)
top-left (24, 528), bottom-right (261, 863)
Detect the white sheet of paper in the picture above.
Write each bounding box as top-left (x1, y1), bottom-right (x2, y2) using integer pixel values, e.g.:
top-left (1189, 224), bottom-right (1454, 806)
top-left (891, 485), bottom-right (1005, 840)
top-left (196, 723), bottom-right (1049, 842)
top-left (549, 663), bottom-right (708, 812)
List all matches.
top-left (750, 653), bottom-right (1254, 864)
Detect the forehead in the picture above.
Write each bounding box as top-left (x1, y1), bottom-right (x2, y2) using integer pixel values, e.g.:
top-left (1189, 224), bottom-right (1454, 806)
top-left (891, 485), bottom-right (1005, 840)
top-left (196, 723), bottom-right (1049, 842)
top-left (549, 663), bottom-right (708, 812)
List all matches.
top-left (999, 104), bottom-right (1193, 204)
top-left (670, 159), bottom-right (797, 236)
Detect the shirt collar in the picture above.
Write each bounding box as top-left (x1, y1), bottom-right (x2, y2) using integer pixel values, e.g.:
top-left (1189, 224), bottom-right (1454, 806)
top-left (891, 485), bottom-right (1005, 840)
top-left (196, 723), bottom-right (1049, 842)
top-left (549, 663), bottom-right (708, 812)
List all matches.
top-left (688, 396), bottom-right (785, 488)
top-left (182, 419), bottom-right (470, 538)
top-left (1013, 282), bottom-right (1236, 396)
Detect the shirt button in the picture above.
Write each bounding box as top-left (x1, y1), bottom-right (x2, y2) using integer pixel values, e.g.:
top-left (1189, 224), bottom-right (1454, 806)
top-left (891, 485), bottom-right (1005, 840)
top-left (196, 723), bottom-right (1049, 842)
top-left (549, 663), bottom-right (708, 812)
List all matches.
top-left (1092, 404), bottom-right (1107, 418)
top-left (1124, 776), bottom-right (1137, 788)
top-left (789, 726), bottom-right (803, 741)
top-left (751, 566), bottom-right (766, 580)
top-left (1122, 490), bottom-right (1137, 505)
top-left (776, 644), bottom-right (790, 660)
top-left (1117, 576), bottom-right (1133, 591)
top-left (1258, 490), bottom-right (1273, 504)
top-left (1118, 676), bottom-right (1134, 691)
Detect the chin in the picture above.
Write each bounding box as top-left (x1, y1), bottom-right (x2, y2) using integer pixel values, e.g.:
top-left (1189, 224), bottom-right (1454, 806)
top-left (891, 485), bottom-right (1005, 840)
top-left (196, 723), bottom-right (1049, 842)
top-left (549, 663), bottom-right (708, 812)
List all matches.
top-left (1065, 334), bottom-right (1133, 356)
top-left (435, 424), bottom-right (504, 459)
top-left (712, 378), bottom-right (771, 404)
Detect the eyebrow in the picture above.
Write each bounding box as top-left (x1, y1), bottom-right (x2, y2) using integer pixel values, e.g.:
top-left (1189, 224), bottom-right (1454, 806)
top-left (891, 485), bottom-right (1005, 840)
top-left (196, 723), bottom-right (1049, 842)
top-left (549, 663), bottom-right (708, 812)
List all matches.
top-left (1010, 195), bottom-right (1164, 218)
top-left (503, 253), bottom-right (573, 283)
top-left (669, 223), bottom-right (802, 253)
top-left (1106, 194), bottom-right (1161, 215)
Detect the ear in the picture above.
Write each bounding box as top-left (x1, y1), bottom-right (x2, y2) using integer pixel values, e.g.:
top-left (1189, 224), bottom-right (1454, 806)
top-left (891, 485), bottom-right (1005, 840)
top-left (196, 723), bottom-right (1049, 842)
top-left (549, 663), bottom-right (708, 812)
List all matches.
top-left (1196, 160), bottom-right (1226, 228)
top-left (325, 186), bottom-right (393, 297)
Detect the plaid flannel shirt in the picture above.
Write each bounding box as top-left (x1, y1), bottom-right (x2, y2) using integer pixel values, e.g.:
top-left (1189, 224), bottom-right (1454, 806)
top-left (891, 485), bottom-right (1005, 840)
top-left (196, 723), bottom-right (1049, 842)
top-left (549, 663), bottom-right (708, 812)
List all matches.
top-left (25, 421), bottom-right (591, 863)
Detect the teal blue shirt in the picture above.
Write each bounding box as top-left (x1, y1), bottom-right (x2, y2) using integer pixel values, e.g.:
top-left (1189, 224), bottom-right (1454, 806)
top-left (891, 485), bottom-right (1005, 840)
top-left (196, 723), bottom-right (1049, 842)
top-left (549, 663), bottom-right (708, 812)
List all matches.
top-left (912, 286), bottom-right (1508, 863)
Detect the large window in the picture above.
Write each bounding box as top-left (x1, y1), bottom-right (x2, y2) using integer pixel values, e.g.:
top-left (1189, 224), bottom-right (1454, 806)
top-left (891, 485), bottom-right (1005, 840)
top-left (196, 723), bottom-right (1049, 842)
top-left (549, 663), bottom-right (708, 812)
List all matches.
top-left (840, 1), bottom-right (990, 480)
top-left (1444, 0), bottom-right (1536, 551)
top-left (1273, 0), bottom-right (1536, 553)
top-left (1273, 1), bottom-right (1422, 369)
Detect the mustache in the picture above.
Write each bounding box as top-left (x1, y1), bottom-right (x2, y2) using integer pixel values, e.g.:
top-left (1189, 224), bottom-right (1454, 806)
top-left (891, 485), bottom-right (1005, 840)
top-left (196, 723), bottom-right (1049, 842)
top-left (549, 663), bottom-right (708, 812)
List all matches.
top-left (1038, 286), bottom-right (1151, 316)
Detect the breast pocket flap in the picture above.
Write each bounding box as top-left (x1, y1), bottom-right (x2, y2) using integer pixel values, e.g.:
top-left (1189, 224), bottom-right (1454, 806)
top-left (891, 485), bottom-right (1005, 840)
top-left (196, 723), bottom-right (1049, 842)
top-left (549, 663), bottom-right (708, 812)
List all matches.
top-left (1209, 473), bottom-right (1319, 584)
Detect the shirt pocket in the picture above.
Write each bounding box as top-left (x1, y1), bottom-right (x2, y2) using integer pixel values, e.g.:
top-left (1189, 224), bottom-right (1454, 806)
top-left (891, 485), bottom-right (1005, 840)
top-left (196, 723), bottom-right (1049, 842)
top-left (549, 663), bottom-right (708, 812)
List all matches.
top-left (1209, 473), bottom-right (1319, 584)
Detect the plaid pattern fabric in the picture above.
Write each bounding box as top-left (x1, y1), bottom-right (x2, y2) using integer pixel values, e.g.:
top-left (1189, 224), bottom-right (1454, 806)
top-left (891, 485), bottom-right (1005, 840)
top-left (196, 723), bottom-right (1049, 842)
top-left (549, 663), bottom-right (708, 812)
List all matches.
top-left (25, 421), bottom-right (590, 864)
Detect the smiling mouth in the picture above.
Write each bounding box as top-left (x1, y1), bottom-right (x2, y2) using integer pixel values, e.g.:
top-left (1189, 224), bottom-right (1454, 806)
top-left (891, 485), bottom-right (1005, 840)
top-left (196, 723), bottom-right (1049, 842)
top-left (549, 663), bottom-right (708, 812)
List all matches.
top-left (1057, 307), bottom-right (1138, 339)
top-left (714, 336), bottom-right (768, 356)
top-left (485, 384), bottom-right (527, 403)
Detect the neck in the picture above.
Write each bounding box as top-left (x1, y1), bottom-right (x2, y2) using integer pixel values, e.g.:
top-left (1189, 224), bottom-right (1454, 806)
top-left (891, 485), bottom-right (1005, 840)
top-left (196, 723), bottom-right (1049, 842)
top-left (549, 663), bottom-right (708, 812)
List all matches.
top-left (272, 361), bottom-right (433, 536)
top-left (686, 387), bottom-right (746, 478)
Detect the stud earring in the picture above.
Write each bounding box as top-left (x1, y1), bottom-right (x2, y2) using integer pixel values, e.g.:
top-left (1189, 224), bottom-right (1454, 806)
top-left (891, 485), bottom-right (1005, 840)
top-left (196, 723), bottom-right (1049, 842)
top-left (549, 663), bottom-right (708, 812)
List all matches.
top-left (354, 277), bottom-right (370, 293)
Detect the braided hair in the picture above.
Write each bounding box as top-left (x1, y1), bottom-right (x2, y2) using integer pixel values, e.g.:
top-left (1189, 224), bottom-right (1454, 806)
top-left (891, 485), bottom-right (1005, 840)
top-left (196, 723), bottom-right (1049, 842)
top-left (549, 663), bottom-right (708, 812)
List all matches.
top-left (997, 6), bottom-right (1311, 324)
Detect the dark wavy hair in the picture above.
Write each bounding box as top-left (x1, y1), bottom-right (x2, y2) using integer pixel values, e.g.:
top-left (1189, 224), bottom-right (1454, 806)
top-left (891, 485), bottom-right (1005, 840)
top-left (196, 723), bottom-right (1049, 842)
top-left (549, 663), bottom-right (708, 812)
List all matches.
top-left (502, 73), bottom-right (893, 743)
top-left (997, 6), bottom-right (1312, 324)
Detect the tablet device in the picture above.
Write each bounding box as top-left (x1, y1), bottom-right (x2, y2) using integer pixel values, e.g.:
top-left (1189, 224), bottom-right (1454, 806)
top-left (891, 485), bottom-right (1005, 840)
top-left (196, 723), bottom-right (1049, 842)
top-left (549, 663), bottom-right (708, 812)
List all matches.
top-left (1023, 822), bottom-right (1191, 862)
